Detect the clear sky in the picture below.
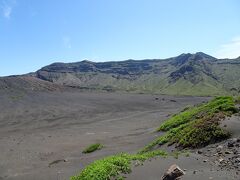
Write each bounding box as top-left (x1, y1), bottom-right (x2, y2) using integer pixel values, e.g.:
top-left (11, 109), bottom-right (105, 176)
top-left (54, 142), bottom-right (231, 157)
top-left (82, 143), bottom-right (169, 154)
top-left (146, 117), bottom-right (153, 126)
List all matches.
top-left (0, 0), bottom-right (240, 76)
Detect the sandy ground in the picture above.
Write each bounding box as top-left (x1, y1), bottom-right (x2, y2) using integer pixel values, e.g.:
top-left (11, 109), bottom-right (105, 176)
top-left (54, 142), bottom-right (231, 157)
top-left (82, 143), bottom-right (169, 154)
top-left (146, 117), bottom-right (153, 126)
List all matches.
top-left (126, 153), bottom-right (239, 180)
top-left (0, 90), bottom-right (209, 180)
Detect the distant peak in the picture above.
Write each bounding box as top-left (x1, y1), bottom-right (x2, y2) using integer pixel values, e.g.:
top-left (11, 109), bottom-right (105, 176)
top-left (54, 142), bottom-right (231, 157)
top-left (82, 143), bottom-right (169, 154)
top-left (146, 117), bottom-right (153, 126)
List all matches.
top-left (171, 52), bottom-right (216, 66)
top-left (195, 52), bottom-right (216, 59)
top-left (81, 60), bottom-right (93, 63)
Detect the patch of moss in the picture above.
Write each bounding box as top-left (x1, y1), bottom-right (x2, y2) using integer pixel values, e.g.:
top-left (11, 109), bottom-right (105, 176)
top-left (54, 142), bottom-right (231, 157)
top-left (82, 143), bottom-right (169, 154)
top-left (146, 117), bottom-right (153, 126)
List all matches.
top-left (141, 97), bottom-right (237, 152)
top-left (71, 150), bottom-right (167, 180)
top-left (82, 143), bottom-right (103, 154)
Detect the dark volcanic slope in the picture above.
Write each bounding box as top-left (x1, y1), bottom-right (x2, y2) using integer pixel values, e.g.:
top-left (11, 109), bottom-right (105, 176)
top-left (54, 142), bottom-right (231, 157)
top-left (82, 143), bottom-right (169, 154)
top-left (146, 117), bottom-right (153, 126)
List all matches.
top-left (1, 52), bottom-right (240, 95)
top-left (0, 76), bottom-right (63, 92)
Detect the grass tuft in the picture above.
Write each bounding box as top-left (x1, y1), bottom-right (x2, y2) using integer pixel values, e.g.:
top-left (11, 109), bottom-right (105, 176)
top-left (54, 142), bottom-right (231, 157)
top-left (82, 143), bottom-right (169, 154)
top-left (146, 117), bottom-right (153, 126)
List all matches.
top-left (82, 143), bottom-right (103, 154)
top-left (71, 150), bottom-right (167, 180)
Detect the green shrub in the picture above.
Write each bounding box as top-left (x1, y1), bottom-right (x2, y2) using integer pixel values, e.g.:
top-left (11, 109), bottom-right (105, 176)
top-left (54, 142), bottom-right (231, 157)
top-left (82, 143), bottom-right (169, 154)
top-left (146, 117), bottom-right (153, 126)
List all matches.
top-left (82, 143), bottom-right (103, 154)
top-left (142, 96), bottom-right (237, 152)
top-left (158, 96), bottom-right (237, 131)
top-left (71, 150), bottom-right (167, 180)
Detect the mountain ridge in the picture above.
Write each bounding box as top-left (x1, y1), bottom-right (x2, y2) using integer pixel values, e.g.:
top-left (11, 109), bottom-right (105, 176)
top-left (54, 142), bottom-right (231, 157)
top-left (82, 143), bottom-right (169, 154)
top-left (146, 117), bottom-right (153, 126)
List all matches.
top-left (1, 52), bottom-right (240, 96)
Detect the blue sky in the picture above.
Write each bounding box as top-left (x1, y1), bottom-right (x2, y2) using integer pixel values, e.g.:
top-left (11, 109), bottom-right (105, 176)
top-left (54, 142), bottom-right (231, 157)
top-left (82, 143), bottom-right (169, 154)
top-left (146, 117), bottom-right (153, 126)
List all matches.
top-left (0, 0), bottom-right (240, 76)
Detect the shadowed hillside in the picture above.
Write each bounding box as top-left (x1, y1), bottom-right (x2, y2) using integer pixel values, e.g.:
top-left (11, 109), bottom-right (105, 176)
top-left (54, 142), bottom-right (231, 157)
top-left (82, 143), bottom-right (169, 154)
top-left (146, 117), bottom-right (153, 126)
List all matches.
top-left (35, 52), bottom-right (240, 96)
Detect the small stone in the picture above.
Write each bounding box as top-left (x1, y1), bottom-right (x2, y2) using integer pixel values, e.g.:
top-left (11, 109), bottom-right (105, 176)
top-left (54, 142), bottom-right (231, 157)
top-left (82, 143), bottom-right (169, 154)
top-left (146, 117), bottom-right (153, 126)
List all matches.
top-left (197, 150), bottom-right (203, 154)
top-left (209, 177), bottom-right (213, 179)
top-left (162, 164), bottom-right (185, 180)
top-left (219, 157), bottom-right (224, 163)
top-left (203, 159), bottom-right (208, 162)
top-left (225, 151), bottom-right (232, 154)
top-left (233, 149), bottom-right (238, 154)
top-left (216, 145), bottom-right (223, 152)
top-left (235, 158), bottom-right (240, 163)
top-left (228, 141), bottom-right (235, 148)
top-left (193, 170), bottom-right (197, 174)
top-left (134, 161), bottom-right (141, 167)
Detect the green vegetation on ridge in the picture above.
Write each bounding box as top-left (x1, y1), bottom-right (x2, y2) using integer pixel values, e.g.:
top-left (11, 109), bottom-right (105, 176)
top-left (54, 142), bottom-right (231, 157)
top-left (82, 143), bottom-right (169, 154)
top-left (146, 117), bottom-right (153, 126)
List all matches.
top-left (141, 97), bottom-right (238, 152)
top-left (36, 53), bottom-right (240, 96)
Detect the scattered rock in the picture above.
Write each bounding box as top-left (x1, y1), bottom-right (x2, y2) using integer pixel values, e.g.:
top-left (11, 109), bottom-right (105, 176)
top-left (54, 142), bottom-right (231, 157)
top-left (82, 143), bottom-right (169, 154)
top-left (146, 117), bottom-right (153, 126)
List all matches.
top-left (216, 145), bottom-right (223, 152)
top-left (227, 141), bottom-right (235, 148)
top-left (197, 150), bottom-right (203, 154)
top-left (134, 160), bottom-right (142, 167)
top-left (203, 159), bottom-right (208, 162)
top-left (193, 170), bottom-right (197, 174)
top-left (162, 164), bottom-right (185, 180)
top-left (219, 157), bottom-right (224, 163)
top-left (48, 159), bottom-right (67, 167)
top-left (224, 151), bottom-right (232, 154)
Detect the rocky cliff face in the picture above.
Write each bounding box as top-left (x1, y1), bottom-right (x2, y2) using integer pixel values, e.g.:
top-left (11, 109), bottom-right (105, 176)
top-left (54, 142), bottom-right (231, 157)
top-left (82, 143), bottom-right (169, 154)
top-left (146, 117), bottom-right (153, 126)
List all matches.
top-left (33, 52), bottom-right (240, 95)
top-left (1, 52), bottom-right (240, 95)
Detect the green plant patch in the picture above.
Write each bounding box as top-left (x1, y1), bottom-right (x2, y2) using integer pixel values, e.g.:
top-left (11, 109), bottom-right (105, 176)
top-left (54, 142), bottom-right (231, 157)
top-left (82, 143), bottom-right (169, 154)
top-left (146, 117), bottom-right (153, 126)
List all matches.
top-left (82, 143), bottom-right (103, 154)
top-left (141, 97), bottom-right (237, 152)
top-left (158, 96), bottom-right (237, 131)
top-left (71, 150), bottom-right (167, 180)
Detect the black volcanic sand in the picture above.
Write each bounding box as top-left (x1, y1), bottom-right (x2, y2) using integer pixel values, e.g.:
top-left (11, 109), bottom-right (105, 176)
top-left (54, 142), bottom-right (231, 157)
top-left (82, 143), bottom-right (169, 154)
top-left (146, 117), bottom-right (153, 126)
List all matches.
top-left (0, 91), bottom-right (211, 180)
top-left (126, 115), bottom-right (240, 180)
top-left (126, 153), bottom-right (239, 180)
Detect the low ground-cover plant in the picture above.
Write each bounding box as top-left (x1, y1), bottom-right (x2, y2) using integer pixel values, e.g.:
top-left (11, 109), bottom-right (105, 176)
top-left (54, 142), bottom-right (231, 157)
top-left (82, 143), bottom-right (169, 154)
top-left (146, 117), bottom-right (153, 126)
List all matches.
top-left (141, 96), bottom-right (237, 152)
top-left (235, 96), bottom-right (240, 104)
top-left (71, 150), bottom-right (167, 180)
top-left (82, 143), bottom-right (103, 154)
top-left (158, 96), bottom-right (237, 131)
